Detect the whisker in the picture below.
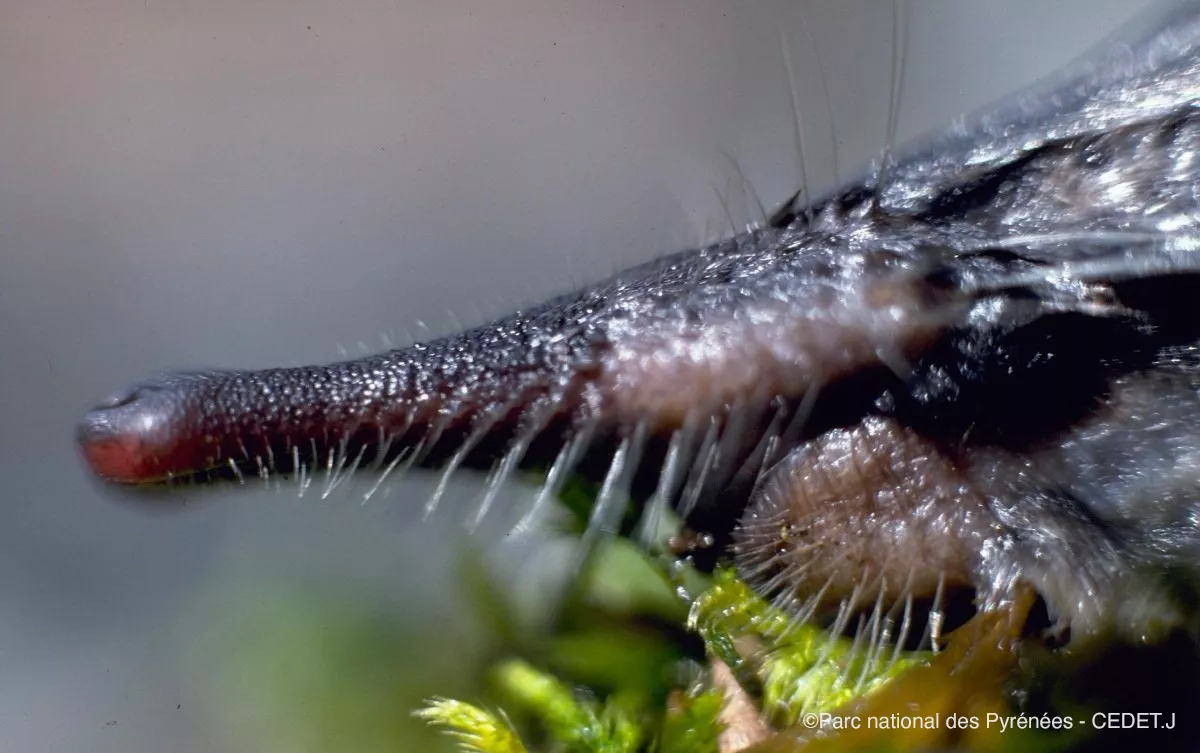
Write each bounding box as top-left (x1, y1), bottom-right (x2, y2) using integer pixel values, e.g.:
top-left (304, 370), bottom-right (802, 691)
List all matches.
top-left (780, 27), bottom-right (814, 227)
top-left (581, 422), bottom-right (648, 548)
top-left (469, 403), bottom-right (555, 531)
top-left (634, 424), bottom-right (690, 549)
top-left (575, 425), bottom-right (649, 588)
top-left (797, 0), bottom-right (838, 186)
top-left (553, 424), bottom-right (649, 620)
top-left (321, 434), bottom-right (352, 499)
top-left (839, 613), bottom-right (869, 693)
top-left (423, 407), bottom-right (511, 520)
top-left (326, 443), bottom-right (368, 499)
top-left (959, 234), bottom-right (1200, 292)
top-left (875, 0), bottom-right (910, 200)
top-left (815, 578), bottom-right (862, 668)
top-left (712, 183), bottom-right (740, 240)
top-left (368, 424), bottom-right (400, 475)
top-left (958, 229), bottom-right (1171, 258)
top-left (367, 415), bottom-right (453, 505)
top-left (319, 439), bottom-right (343, 498)
top-left (854, 580), bottom-right (889, 695)
top-left (412, 412), bottom-right (453, 468)
top-left (886, 588), bottom-right (916, 673)
top-left (361, 447), bottom-right (412, 503)
top-left (511, 420), bottom-right (597, 537)
top-left (927, 573), bottom-right (947, 653)
top-left (757, 383), bottom-right (821, 484)
top-left (293, 445), bottom-right (305, 496)
top-left (226, 458), bottom-right (245, 485)
top-left (370, 420), bottom-right (446, 503)
top-left (717, 148), bottom-right (769, 230)
top-left (793, 571), bottom-right (835, 635)
top-left (760, 558), bottom-right (815, 609)
top-left (678, 419), bottom-right (721, 520)
top-left (302, 438), bottom-right (319, 496)
top-left (729, 398), bottom-right (788, 493)
top-left (709, 394), bottom-right (756, 483)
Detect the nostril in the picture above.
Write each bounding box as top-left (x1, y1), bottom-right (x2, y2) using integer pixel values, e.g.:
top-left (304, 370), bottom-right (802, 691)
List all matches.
top-left (93, 388), bottom-right (143, 411)
top-left (90, 374), bottom-right (186, 412)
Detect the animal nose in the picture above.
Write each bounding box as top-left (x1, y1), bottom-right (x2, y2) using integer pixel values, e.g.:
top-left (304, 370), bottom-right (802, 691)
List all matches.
top-left (76, 375), bottom-right (190, 484)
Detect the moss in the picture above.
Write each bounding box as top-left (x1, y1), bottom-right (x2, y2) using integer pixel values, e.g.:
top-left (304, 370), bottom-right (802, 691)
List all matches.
top-left (421, 546), bottom-right (932, 753)
top-left (415, 699), bottom-right (527, 753)
top-left (689, 569), bottom-right (928, 728)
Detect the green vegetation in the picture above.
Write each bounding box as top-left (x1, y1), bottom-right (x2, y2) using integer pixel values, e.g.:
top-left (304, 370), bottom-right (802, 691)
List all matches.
top-left (416, 538), bottom-right (930, 753)
top-left (186, 481), bottom-right (1197, 753)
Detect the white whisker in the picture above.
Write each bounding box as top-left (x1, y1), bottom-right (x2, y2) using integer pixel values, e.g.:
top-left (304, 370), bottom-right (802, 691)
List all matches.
top-left (511, 421), bottom-right (596, 537)
top-left (887, 589), bottom-right (915, 673)
top-left (423, 408), bottom-right (508, 520)
top-left (362, 447), bottom-right (412, 503)
top-left (839, 613), bottom-right (869, 693)
top-left (227, 458), bottom-right (245, 485)
top-left (819, 567), bottom-right (871, 668)
top-left (578, 422), bottom-right (648, 557)
top-left (854, 582), bottom-right (889, 695)
top-left (634, 426), bottom-right (689, 549)
top-left (678, 419), bottom-right (721, 520)
top-left (929, 572), bottom-right (947, 653)
top-left (368, 424), bottom-right (399, 475)
top-left (469, 404), bottom-right (553, 531)
top-left (326, 443), bottom-right (368, 498)
top-left (321, 435), bottom-right (352, 499)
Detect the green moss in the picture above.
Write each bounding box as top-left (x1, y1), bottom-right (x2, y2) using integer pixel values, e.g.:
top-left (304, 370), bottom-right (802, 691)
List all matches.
top-left (689, 569), bottom-right (927, 727)
top-left (421, 554), bottom-right (929, 752)
top-left (418, 659), bottom-right (726, 753)
top-left (657, 689), bottom-right (725, 753)
top-left (415, 699), bottom-right (527, 753)
top-left (494, 659), bottom-right (643, 753)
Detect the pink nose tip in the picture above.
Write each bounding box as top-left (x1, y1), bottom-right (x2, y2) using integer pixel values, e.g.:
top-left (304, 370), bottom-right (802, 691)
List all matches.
top-left (76, 375), bottom-right (199, 485)
top-left (76, 390), bottom-right (158, 484)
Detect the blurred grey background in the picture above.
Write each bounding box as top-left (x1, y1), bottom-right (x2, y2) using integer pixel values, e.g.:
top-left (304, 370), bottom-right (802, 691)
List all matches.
top-left (0, 1), bottom-right (1157, 751)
